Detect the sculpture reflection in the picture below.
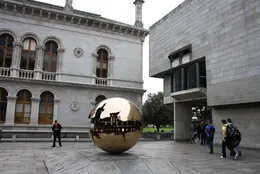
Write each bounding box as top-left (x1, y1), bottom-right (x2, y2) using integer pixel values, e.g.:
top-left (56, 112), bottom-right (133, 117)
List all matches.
top-left (89, 98), bottom-right (142, 153)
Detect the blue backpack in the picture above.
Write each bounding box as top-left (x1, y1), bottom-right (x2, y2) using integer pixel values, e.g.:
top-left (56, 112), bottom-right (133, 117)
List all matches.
top-left (207, 125), bottom-right (215, 136)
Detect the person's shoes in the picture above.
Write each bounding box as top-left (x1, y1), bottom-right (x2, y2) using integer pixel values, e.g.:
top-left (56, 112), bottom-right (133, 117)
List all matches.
top-left (59, 145), bottom-right (62, 147)
top-left (234, 153), bottom-right (239, 160)
top-left (51, 146), bottom-right (55, 147)
top-left (221, 156), bottom-right (226, 159)
top-left (239, 151), bottom-right (242, 156)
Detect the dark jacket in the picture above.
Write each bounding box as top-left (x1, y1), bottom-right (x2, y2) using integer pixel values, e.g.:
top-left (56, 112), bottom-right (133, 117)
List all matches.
top-left (52, 123), bottom-right (62, 134)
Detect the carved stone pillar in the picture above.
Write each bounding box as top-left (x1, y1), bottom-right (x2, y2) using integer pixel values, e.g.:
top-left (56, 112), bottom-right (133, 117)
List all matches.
top-left (91, 53), bottom-right (98, 84)
top-left (134, 0), bottom-right (145, 28)
top-left (10, 42), bottom-right (23, 77)
top-left (4, 96), bottom-right (17, 126)
top-left (34, 46), bottom-right (45, 79)
top-left (53, 99), bottom-right (60, 124)
top-left (56, 48), bottom-right (65, 81)
top-left (108, 56), bottom-right (115, 86)
top-left (30, 97), bottom-right (41, 126)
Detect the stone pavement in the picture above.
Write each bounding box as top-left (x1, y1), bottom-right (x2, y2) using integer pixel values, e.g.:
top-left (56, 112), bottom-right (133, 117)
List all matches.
top-left (0, 141), bottom-right (260, 174)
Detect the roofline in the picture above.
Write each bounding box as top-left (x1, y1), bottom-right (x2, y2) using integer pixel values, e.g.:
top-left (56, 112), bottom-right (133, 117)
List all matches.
top-left (0, 0), bottom-right (149, 39)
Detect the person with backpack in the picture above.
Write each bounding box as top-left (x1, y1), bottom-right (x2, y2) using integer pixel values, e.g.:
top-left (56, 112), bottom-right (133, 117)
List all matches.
top-left (205, 120), bottom-right (215, 154)
top-left (221, 119), bottom-right (237, 159)
top-left (226, 118), bottom-right (242, 157)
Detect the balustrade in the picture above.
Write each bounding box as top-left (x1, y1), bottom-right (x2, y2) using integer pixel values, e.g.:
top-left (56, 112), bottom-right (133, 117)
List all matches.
top-left (95, 77), bottom-right (108, 86)
top-left (0, 67), bottom-right (11, 77)
top-left (42, 72), bottom-right (56, 81)
top-left (19, 69), bottom-right (34, 79)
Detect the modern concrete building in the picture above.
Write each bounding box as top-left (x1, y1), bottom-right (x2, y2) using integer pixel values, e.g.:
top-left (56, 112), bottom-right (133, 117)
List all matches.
top-left (0, 0), bottom-right (148, 134)
top-left (149, 0), bottom-right (260, 148)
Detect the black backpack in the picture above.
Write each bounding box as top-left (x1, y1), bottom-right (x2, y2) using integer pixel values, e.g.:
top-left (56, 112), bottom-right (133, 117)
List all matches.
top-left (226, 123), bottom-right (241, 142)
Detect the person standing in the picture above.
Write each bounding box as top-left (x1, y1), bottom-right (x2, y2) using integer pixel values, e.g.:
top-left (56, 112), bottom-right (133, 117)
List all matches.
top-left (197, 124), bottom-right (201, 141)
top-left (205, 120), bottom-right (215, 154)
top-left (200, 121), bottom-right (206, 145)
top-left (52, 120), bottom-right (62, 147)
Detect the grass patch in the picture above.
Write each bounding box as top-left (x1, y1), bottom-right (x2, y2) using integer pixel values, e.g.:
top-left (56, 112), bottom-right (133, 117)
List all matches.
top-left (142, 127), bottom-right (174, 133)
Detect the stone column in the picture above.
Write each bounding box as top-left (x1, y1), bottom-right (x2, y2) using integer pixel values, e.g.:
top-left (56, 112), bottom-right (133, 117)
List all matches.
top-left (4, 96), bottom-right (17, 126)
top-left (53, 99), bottom-right (60, 124)
top-left (108, 56), bottom-right (115, 86)
top-left (56, 48), bottom-right (65, 81)
top-left (133, 0), bottom-right (144, 28)
top-left (174, 102), bottom-right (192, 141)
top-left (30, 97), bottom-right (41, 126)
top-left (91, 53), bottom-right (98, 84)
top-left (10, 42), bottom-right (23, 77)
top-left (34, 45), bottom-right (45, 79)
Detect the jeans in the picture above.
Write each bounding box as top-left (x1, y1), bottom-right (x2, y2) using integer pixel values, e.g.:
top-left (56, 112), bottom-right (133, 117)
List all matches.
top-left (234, 145), bottom-right (241, 152)
top-left (207, 136), bottom-right (214, 151)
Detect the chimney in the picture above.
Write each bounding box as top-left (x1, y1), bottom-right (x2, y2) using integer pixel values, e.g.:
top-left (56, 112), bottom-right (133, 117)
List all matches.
top-left (64, 0), bottom-right (73, 13)
top-left (133, 0), bottom-right (144, 28)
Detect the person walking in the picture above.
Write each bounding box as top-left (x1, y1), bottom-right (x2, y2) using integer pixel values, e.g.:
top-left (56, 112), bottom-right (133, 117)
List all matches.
top-left (52, 120), bottom-right (62, 147)
top-left (221, 119), bottom-right (237, 159)
top-left (226, 118), bottom-right (242, 157)
top-left (205, 120), bottom-right (215, 154)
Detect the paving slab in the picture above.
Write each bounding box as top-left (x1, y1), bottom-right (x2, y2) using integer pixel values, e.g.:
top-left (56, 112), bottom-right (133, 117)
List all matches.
top-left (0, 141), bottom-right (260, 174)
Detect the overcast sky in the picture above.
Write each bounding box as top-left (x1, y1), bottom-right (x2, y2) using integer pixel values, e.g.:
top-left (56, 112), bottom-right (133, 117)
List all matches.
top-left (37, 0), bottom-right (185, 101)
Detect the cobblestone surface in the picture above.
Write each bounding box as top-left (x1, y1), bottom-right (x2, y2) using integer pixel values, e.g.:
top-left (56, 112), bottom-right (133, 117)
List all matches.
top-left (0, 141), bottom-right (260, 174)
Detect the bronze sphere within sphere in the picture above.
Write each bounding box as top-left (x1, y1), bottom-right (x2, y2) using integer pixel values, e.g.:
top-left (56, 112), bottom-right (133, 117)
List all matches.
top-left (88, 98), bottom-right (142, 153)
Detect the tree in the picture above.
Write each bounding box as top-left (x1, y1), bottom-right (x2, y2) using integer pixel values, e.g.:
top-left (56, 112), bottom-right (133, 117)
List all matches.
top-left (142, 92), bottom-right (173, 132)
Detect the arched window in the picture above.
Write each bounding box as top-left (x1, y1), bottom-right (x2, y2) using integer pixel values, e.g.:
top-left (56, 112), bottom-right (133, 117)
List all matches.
top-left (95, 95), bottom-right (106, 105)
top-left (43, 41), bottom-right (58, 72)
top-left (0, 34), bottom-right (14, 68)
top-left (38, 91), bottom-right (54, 125)
top-left (0, 88), bottom-right (8, 123)
top-left (96, 49), bottom-right (108, 78)
top-left (21, 38), bottom-right (37, 70)
top-left (15, 89), bottom-right (32, 124)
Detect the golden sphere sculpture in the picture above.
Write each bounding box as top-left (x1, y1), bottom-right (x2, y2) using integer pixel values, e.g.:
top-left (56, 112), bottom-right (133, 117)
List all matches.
top-left (88, 97), bottom-right (142, 154)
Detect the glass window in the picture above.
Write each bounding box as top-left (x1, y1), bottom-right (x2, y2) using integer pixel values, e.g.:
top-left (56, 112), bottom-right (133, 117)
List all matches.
top-left (0, 34), bottom-right (14, 68)
top-left (95, 95), bottom-right (106, 104)
top-left (15, 90), bottom-right (32, 124)
top-left (43, 41), bottom-right (58, 72)
top-left (174, 69), bottom-right (182, 92)
top-left (96, 49), bottom-right (108, 78)
top-left (199, 61), bottom-right (207, 88)
top-left (21, 38), bottom-right (36, 70)
top-left (187, 63), bottom-right (197, 89)
top-left (38, 91), bottom-right (54, 125)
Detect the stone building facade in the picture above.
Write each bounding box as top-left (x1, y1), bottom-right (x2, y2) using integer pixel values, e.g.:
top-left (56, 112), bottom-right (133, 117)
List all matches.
top-left (149, 0), bottom-right (260, 148)
top-left (0, 0), bottom-right (148, 131)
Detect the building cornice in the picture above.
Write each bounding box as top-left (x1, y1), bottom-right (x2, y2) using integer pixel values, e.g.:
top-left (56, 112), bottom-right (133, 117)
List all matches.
top-left (0, 0), bottom-right (149, 40)
top-left (0, 76), bottom-right (146, 94)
